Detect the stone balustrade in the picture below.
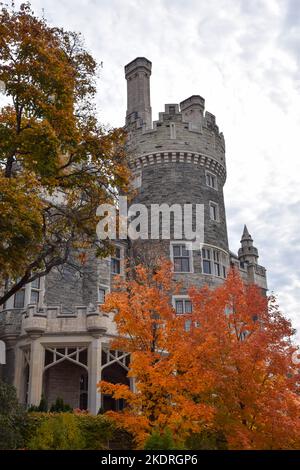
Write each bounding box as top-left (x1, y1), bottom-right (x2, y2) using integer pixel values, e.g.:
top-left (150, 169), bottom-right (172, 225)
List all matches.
top-left (0, 302), bottom-right (118, 340)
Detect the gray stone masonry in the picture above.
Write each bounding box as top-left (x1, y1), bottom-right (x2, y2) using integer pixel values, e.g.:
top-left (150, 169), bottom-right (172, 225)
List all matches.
top-left (0, 58), bottom-right (267, 407)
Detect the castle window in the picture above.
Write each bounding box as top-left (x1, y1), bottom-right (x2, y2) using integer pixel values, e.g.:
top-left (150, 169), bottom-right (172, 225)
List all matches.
top-left (202, 246), bottom-right (227, 278)
top-left (213, 250), bottom-right (221, 276)
top-left (98, 287), bottom-right (106, 304)
top-left (171, 244), bottom-right (192, 273)
top-left (202, 248), bottom-right (212, 274)
top-left (174, 299), bottom-right (192, 315)
top-left (170, 122), bottom-right (176, 139)
top-left (14, 288), bottom-right (25, 309)
top-left (132, 172), bottom-right (142, 189)
top-left (111, 247), bottom-right (121, 274)
top-left (206, 171), bottom-right (218, 190)
top-left (169, 106), bottom-right (175, 115)
top-left (30, 278), bottom-right (40, 304)
top-left (173, 296), bottom-right (193, 332)
top-left (184, 319), bottom-right (192, 332)
top-left (12, 277), bottom-right (44, 309)
top-left (209, 201), bottom-right (219, 221)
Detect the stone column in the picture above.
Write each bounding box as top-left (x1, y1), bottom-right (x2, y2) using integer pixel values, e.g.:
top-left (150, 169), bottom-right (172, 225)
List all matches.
top-left (88, 338), bottom-right (102, 415)
top-left (27, 340), bottom-right (44, 407)
top-left (14, 346), bottom-right (25, 403)
top-left (130, 376), bottom-right (136, 393)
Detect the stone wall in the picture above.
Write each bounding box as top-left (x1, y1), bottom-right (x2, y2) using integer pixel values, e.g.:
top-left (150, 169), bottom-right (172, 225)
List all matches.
top-left (43, 360), bottom-right (86, 409)
top-left (45, 265), bottom-right (84, 313)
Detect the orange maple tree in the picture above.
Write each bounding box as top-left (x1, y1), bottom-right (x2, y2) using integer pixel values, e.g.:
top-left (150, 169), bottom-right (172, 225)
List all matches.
top-left (98, 262), bottom-right (300, 449)
top-left (99, 262), bottom-right (215, 448)
top-left (189, 271), bottom-right (300, 449)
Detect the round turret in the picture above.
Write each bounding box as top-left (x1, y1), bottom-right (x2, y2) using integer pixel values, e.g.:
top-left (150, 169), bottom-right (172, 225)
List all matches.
top-left (125, 57), bottom-right (230, 291)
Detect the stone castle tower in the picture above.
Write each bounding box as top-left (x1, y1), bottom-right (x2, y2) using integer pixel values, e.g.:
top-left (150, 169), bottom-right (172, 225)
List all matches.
top-left (0, 57), bottom-right (267, 414)
top-left (125, 57), bottom-right (266, 296)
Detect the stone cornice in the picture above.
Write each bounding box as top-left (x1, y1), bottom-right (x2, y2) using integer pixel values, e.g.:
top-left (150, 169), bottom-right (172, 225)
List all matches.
top-left (128, 151), bottom-right (227, 183)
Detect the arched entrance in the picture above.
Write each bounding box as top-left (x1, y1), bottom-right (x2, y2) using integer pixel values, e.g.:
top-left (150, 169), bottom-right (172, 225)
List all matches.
top-left (43, 346), bottom-right (88, 410)
top-left (101, 349), bottom-right (131, 412)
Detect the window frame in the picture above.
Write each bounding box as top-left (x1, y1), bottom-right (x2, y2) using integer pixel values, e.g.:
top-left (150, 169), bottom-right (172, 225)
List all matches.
top-left (12, 277), bottom-right (44, 309)
top-left (30, 277), bottom-right (41, 305)
top-left (170, 242), bottom-right (193, 273)
top-left (201, 245), bottom-right (228, 278)
top-left (14, 288), bottom-right (25, 309)
top-left (209, 201), bottom-right (219, 222)
top-left (172, 296), bottom-right (193, 315)
top-left (205, 171), bottom-right (218, 190)
top-left (111, 245), bottom-right (123, 275)
top-left (98, 285), bottom-right (109, 305)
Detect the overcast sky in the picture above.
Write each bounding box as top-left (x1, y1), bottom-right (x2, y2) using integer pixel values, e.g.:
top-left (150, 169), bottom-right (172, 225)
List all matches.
top-left (8, 0), bottom-right (300, 340)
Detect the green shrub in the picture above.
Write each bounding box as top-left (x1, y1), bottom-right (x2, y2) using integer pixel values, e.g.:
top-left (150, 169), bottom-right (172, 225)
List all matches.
top-left (28, 394), bottom-right (48, 412)
top-left (27, 413), bottom-right (85, 450)
top-left (144, 428), bottom-right (179, 450)
top-left (49, 397), bottom-right (72, 413)
top-left (23, 411), bottom-right (134, 450)
top-left (21, 412), bottom-right (50, 445)
top-left (0, 380), bottom-right (26, 449)
top-left (75, 413), bottom-right (114, 449)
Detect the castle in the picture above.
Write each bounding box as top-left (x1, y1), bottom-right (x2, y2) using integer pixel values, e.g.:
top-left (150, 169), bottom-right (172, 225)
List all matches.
top-left (0, 57), bottom-right (267, 414)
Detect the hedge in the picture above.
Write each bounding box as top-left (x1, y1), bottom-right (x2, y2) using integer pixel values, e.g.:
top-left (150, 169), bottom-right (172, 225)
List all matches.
top-left (22, 412), bottom-right (133, 450)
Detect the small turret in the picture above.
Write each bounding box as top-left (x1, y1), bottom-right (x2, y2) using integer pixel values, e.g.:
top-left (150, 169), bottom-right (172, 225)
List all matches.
top-left (180, 95), bottom-right (205, 124)
top-left (238, 225), bottom-right (259, 265)
top-left (125, 57), bottom-right (152, 129)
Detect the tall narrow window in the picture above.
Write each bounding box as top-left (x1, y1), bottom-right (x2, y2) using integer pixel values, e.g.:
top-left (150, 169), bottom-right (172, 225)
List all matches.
top-left (206, 172), bottom-right (217, 189)
top-left (209, 201), bottom-right (219, 221)
top-left (172, 244), bottom-right (191, 273)
top-left (98, 287), bottom-right (106, 304)
top-left (111, 247), bottom-right (121, 274)
top-left (202, 248), bottom-right (212, 274)
top-left (30, 278), bottom-right (40, 304)
top-left (170, 122), bottom-right (176, 139)
top-left (14, 289), bottom-right (25, 308)
top-left (213, 250), bottom-right (220, 276)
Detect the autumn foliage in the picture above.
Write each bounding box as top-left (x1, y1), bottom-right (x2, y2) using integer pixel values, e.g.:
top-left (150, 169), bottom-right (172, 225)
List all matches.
top-left (99, 262), bottom-right (300, 449)
top-left (0, 3), bottom-right (129, 305)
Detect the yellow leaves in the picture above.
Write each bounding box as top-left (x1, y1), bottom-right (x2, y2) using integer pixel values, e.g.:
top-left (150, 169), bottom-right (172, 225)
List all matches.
top-left (0, 4), bottom-right (130, 307)
top-left (19, 119), bottom-right (61, 179)
top-left (0, 170), bottom-right (44, 280)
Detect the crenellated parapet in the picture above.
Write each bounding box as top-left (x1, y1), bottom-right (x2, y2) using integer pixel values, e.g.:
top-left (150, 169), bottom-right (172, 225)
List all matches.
top-left (126, 100), bottom-right (226, 172)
